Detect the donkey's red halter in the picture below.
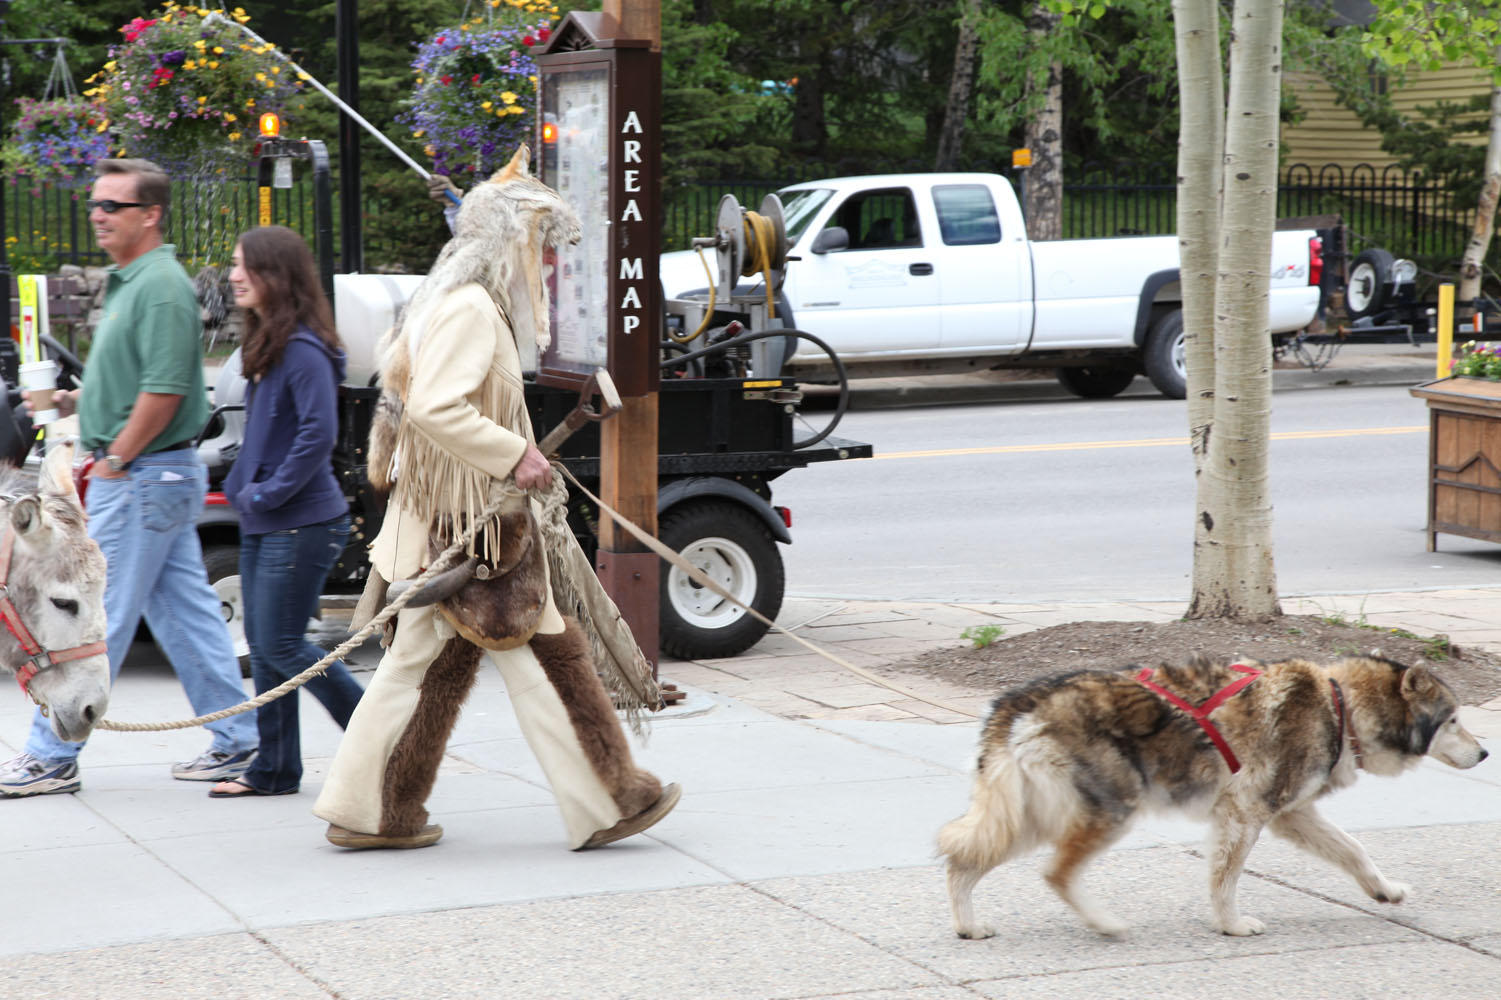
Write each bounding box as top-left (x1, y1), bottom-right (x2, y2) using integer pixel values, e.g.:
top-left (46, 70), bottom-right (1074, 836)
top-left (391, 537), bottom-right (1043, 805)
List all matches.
top-left (0, 523), bottom-right (108, 706)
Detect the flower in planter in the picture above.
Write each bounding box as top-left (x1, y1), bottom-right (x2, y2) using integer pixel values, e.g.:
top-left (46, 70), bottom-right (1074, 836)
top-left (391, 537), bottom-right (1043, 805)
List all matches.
top-left (88, 2), bottom-right (306, 172)
top-left (0, 97), bottom-right (113, 187)
top-left (1451, 341), bottom-right (1501, 380)
top-left (400, 0), bottom-right (558, 182)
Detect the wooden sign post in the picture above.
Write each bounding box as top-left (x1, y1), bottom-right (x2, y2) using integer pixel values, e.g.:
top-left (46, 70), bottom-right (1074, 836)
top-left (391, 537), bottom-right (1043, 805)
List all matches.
top-left (536, 4), bottom-right (663, 670)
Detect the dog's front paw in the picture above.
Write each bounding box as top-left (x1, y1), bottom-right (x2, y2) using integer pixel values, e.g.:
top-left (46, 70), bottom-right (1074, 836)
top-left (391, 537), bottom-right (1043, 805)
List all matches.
top-left (1372, 880), bottom-right (1410, 904)
top-left (955, 923), bottom-right (996, 940)
top-left (1217, 915), bottom-right (1266, 936)
top-left (1085, 914), bottom-right (1129, 938)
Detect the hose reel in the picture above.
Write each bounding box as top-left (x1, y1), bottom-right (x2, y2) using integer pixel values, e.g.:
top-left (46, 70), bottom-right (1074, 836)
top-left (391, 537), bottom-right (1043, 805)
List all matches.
top-left (675, 193), bottom-right (790, 345)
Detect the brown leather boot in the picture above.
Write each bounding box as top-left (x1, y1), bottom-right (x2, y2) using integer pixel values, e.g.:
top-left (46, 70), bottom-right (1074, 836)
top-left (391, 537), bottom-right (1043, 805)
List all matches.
top-left (575, 783), bottom-right (682, 850)
top-left (325, 822), bottom-right (444, 850)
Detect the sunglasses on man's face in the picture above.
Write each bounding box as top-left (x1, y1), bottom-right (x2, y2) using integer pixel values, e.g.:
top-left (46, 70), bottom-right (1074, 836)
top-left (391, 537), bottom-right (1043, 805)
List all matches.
top-left (86, 200), bottom-right (147, 214)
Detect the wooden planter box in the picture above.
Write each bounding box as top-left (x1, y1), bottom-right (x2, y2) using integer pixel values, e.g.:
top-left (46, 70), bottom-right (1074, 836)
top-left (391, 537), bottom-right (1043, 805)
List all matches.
top-left (1409, 376), bottom-right (1501, 550)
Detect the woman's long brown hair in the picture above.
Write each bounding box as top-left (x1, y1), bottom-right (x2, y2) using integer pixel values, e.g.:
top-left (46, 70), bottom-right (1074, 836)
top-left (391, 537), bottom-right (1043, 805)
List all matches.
top-left (237, 225), bottom-right (341, 380)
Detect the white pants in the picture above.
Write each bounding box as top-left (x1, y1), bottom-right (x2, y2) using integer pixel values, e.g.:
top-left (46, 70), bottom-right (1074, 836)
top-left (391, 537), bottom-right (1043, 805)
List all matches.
top-left (313, 598), bottom-right (623, 848)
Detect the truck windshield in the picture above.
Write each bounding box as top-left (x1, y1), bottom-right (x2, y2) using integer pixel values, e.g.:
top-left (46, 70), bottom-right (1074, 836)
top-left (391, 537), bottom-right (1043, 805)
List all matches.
top-left (777, 188), bottom-right (833, 242)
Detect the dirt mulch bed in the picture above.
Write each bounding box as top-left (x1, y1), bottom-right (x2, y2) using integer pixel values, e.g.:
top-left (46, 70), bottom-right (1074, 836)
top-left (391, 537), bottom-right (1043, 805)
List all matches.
top-left (878, 614), bottom-right (1501, 707)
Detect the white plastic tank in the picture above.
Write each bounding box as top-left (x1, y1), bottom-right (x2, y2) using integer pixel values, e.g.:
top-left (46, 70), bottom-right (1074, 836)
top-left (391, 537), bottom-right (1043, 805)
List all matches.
top-left (333, 274), bottom-right (425, 387)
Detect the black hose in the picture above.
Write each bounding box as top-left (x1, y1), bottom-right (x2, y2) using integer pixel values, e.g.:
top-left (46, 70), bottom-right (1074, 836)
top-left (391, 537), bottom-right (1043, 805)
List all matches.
top-left (658, 328), bottom-right (849, 450)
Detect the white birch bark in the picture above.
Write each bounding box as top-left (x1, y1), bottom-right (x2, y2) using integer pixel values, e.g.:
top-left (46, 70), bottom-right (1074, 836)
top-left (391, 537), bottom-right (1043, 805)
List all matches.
top-left (1189, 0), bottom-right (1284, 620)
top-left (1458, 55), bottom-right (1501, 314)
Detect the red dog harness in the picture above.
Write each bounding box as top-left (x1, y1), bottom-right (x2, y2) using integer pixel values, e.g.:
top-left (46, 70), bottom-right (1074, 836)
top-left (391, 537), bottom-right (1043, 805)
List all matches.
top-left (1134, 662), bottom-right (1262, 774)
top-left (0, 524), bottom-right (108, 708)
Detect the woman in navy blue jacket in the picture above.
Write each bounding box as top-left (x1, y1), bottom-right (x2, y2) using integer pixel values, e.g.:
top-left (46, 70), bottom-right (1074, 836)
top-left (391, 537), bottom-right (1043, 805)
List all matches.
top-left (211, 225), bottom-right (364, 797)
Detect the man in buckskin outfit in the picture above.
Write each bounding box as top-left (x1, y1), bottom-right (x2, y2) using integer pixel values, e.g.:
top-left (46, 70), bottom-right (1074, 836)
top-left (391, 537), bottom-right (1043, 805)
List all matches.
top-left (313, 146), bottom-right (679, 850)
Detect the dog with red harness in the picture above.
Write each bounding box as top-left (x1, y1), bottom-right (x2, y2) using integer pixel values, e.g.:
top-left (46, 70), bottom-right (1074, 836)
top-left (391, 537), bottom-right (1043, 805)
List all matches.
top-left (938, 652), bottom-right (1487, 938)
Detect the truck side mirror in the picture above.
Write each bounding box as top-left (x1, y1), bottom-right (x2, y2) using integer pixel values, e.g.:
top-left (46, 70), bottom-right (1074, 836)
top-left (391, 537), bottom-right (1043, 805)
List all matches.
top-left (810, 227), bottom-right (849, 254)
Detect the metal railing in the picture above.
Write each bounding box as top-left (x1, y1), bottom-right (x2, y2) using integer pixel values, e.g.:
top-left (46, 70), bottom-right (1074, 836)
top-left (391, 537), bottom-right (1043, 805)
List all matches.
top-left (4, 162), bottom-right (1483, 274)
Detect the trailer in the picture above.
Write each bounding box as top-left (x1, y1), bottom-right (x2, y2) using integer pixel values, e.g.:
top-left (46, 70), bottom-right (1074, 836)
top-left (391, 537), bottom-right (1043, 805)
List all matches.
top-left (174, 134), bottom-right (872, 667)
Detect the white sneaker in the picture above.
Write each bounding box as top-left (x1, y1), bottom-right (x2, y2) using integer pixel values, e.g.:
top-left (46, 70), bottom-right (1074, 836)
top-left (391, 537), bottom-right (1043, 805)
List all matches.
top-left (0, 752), bottom-right (81, 797)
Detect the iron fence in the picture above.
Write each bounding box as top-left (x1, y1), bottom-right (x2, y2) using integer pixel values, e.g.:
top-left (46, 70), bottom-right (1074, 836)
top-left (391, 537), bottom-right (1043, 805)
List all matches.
top-left (3, 162), bottom-right (1483, 277)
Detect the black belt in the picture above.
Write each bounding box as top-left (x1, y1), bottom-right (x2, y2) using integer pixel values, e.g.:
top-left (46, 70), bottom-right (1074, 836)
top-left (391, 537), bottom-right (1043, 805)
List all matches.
top-left (90, 438), bottom-right (196, 461)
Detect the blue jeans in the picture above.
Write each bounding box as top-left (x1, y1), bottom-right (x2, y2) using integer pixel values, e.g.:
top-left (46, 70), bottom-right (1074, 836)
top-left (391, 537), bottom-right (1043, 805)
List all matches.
top-left (26, 450), bottom-right (258, 762)
top-left (239, 515), bottom-right (363, 793)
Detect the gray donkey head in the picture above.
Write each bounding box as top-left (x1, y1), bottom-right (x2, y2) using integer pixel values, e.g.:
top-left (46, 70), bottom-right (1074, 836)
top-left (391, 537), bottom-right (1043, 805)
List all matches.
top-left (1, 443), bottom-right (109, 741)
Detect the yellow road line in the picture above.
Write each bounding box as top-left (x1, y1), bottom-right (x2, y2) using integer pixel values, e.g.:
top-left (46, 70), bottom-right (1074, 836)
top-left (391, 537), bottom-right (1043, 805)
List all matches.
top-left (870, 426), bottom-right (1427, 461)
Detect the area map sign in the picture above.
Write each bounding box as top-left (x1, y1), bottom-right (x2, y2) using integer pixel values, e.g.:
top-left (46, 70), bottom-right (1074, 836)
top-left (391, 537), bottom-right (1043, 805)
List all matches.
top-left (536, 11), bottom-right (661, 396)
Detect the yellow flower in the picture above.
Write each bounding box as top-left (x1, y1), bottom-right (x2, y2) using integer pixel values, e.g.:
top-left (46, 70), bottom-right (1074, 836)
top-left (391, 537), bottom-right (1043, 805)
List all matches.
top-left (197, 96), bottom-right (207, 104)
top-left (424, 145), bottom-right (435, 157)
top-left (213, 46), bottom-right (224, 54)
top-left (255, 72), bottom-right (267, 82)
top-left (225, 113), bottom-right (238, 122)
top-left (183, 59), bottom-right (197, 70)
top-left (507, 105), bottom-right (524, 115)
top-left (481, 101), bottom-right (493, 110)
top-left (270, 66), bottom-right (280, 74)
top-left (207, 60), bottom-right (219, 69)
top-left (460, 24), bottom-right (469, 31)
top-left (413, 129), bottom-right (425, 138)
top-left (229, 132), bottom-right (241, 141)
top-left (501, 91), bottom-right (518, 104)
top-left (104, 60), bottom-right (117, 72)
top-left (194, 40), bottom-right (207, 50)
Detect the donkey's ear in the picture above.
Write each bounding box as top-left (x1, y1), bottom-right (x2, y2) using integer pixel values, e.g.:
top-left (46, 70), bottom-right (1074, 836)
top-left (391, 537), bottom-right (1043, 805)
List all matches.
top-left (10, 496), bottom-right (41, 536)
top-left (38, 440), bottom-right (79, 504)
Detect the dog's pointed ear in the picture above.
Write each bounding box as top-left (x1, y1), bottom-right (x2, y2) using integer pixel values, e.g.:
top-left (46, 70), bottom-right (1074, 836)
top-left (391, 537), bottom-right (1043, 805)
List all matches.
top-left (1400, 664), bottom-right (1444, 701)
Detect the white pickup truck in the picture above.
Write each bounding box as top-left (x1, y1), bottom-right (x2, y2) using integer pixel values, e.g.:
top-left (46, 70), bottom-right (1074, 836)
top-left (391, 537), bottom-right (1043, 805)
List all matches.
top-left (659, 172), bottom-right (1330, 399)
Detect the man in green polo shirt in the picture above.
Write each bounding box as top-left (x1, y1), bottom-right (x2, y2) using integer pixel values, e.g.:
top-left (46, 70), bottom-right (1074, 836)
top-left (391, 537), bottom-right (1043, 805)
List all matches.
top-left (0, 159), bottom-right (259, 797)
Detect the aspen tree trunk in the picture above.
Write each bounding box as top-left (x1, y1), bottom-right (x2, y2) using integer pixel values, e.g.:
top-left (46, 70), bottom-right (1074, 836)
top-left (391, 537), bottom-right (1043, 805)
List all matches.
top-left (1024, 4), bottom-right (1064, 241)
top-left (1174, 0), bottom-right (1223, 442)
top-left (1187, 0), bottom-right (1284, 621)
top-left (1457, 57), bottom-right (1501, 317)
top-left (934, 0), bottom-right (981, 172)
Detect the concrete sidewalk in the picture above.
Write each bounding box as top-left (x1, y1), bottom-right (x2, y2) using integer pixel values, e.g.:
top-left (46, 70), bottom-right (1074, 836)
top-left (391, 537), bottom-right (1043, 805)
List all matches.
top-left (2, 586), bottom-right (1499, 1000)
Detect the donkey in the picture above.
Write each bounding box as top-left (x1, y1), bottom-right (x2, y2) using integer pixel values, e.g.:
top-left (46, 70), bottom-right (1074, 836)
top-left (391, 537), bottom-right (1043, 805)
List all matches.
top-left (0, 442), bottom-right (110, 741)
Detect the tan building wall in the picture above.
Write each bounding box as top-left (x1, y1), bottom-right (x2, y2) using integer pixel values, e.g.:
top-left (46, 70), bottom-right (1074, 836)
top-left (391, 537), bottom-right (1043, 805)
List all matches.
top-left (1282, 64), bottom-right (1491, 177)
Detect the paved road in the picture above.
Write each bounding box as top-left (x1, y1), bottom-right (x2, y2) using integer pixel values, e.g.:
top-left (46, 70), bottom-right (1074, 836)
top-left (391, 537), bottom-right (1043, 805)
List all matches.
top-left (776, 377), bottom-right (1501, 603)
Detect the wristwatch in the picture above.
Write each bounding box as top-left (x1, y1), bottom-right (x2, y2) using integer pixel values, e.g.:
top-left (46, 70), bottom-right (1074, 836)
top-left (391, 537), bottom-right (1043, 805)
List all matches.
top-left (103, 454), bottom-right (130, 474)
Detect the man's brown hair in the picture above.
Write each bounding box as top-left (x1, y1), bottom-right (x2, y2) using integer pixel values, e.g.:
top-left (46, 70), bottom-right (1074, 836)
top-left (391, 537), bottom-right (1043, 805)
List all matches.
top-left (95, 158), bottom-right (170, 224)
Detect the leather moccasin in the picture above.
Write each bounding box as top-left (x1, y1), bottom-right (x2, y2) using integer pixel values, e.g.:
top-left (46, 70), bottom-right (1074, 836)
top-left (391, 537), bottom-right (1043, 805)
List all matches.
top-left (325, 822), bottom-right (443, 850)
top-left (576, 782), bottom-right (682, 850)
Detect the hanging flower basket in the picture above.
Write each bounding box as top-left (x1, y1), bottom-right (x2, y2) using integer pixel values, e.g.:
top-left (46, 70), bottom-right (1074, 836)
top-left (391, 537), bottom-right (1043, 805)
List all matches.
top-left (0, 97), bottom-right (112, 186)
top-left (400, 1), bottom-right (558, 181)
top-left (87, 2), bottom-right (306, 172)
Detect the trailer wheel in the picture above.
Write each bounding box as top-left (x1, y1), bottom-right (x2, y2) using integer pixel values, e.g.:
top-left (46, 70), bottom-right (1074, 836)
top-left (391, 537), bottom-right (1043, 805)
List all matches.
top-left (659, 501), bottom-right (784, 660)
top-left (202, 545), bottom-right (252, 678)
top-left (1346, 248), bottom-right (1394, 319)
top-left (1055, 365), bottom-right (1137, 398)
top-left (1144, 309), bottom-right (1188, 399)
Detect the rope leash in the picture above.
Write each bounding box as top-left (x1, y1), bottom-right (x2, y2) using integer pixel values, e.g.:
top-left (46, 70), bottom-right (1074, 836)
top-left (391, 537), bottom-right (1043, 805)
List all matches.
top-left (94, 478), bottom-right (548, 732)
top-left (555, 465), bottom-right (982, 719)
top-left (93, 464), bottom-right (983, 731)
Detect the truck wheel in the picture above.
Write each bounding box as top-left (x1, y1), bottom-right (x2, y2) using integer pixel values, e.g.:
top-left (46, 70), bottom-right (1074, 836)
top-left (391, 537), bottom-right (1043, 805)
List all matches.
top-left (1144, 309), bottom-right (1188, 399)
top-left (659, 500), bottom-right (784, 660)
top-left (202, 545), bottom-right (252, 678)
top-left (1055, 366), bottom-right (1136, 398)
top-left (1346, 248), bottom-right (1394, 319)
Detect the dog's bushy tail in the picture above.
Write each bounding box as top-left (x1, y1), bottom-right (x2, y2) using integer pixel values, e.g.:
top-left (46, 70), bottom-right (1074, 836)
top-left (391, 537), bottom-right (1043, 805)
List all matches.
top-left (939, 711), bottom-right (1078, 871)
top-left (938, 740), bottom-right (1032, 870)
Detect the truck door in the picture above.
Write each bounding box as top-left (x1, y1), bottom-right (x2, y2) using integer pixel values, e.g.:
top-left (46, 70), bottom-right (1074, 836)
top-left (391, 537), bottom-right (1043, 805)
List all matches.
top-left (789, 186), bottom-right (941, 355)
top-left (931, 182), bottom-right (1031, 352)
